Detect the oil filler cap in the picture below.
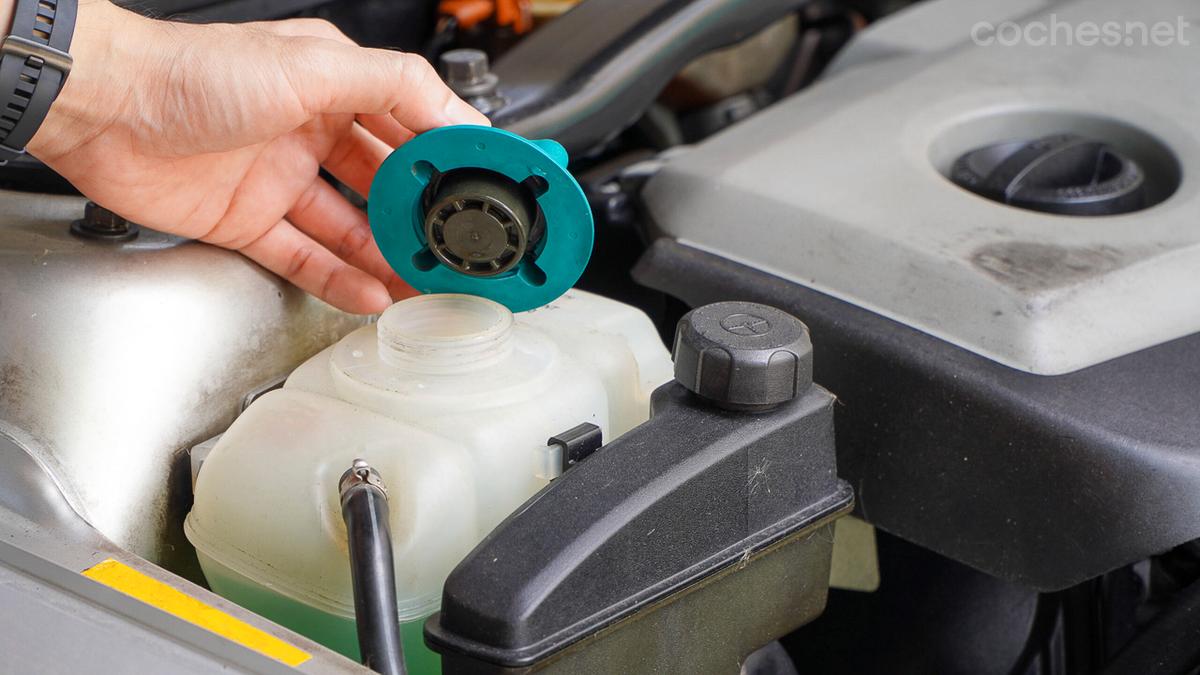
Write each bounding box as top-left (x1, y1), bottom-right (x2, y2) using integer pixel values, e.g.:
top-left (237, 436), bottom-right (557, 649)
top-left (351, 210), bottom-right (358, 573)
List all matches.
top-left (368, 125), bottom-right (593, 313)
top-left (672, 301), bottom-right (813, 410)
top-left (950, 134), bottom-right (1148, 216)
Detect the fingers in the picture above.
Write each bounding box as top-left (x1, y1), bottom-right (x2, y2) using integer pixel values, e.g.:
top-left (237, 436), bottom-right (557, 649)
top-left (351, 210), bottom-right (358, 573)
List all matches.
top-left (254, 17), bottom-right (487, 153)
top-left (322, 122), bottom-right (393, 197)
top-left (181, 17), bottom-right (468, 312)
top-left (238, 218), bottom-right (394, 314)
top-left (251, 17), bottom-right (356, 44)
top-left (254, 22), bottom-right (427, 152)
top-left (287, 176), bottom-right (414, 301)
top-left (357, 113), bottom-right (415, 149)
top-left (279, 37), bottom-right (490, 132)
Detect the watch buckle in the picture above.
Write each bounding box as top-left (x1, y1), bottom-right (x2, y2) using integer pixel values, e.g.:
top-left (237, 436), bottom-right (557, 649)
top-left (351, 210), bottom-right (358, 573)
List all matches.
top-left (1, 34), bottom-right (72, 74)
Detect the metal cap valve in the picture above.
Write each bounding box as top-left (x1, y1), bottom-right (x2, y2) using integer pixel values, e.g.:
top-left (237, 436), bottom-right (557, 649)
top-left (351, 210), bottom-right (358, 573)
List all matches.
top-left (368, 125), bottom-right (593, 313)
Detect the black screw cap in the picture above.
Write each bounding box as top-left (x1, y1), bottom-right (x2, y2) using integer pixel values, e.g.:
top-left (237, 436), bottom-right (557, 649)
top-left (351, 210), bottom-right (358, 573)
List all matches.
top-left (950, 134), bottom-right (1148, 216)
top-left (672, 301), bottom-right (813, 410)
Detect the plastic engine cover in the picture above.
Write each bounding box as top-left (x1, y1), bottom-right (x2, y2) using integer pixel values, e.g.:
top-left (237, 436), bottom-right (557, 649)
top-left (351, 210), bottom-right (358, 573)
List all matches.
top-left (642, 0), bottom-right (1200, 375)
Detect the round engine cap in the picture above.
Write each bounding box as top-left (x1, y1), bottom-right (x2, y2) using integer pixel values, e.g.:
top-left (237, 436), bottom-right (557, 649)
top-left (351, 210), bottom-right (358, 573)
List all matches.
top-left (950, 134), bottom-right (1148, 216)
top-left (672, 302), bottom-right (814, 410)
top-left (368, 125), bottom-right (593, 313)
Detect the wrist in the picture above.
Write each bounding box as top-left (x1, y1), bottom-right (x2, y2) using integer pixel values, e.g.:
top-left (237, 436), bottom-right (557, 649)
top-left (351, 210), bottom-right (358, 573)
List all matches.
top-left (0, 0), bottom-right (15, 37)
top-left (26, 0), bottom-right (147, 161)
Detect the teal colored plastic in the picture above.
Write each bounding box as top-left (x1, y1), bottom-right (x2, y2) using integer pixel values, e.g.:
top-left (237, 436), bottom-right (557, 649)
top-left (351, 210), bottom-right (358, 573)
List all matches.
top-left (367, 125), bottom-right (594, 312)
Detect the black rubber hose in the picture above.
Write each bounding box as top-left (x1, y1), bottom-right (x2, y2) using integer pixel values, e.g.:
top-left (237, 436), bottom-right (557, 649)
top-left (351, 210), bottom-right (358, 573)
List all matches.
top-left (490, 0), bottom-right (814, 155)
top-left (1101, 578), bottom-right (1200, 675)
top-left (340, 462), bottom-right (407, 675)
top-left (1006, 592), bottom-right (1063, 675)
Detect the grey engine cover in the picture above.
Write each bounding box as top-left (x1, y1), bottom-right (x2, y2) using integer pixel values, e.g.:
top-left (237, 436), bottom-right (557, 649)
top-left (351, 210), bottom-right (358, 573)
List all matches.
top-left (643, 0), bottom-right (1199, 375)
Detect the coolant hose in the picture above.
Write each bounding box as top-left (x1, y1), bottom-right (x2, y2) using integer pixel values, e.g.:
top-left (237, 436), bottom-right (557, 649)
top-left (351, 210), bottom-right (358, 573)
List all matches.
top-left (340, 460), bottom-right (406, 675)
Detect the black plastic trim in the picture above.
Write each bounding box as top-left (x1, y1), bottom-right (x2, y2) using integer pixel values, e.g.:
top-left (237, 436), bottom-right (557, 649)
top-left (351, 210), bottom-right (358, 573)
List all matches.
top-left (634, 238), bottom-right (1200, 591)
top-left (491, 0), bottom-right (812, 155)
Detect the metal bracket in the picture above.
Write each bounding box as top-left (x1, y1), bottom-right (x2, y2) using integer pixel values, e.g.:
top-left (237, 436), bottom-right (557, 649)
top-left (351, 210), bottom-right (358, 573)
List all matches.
top-left (339, 459), bottom-right (388, 500)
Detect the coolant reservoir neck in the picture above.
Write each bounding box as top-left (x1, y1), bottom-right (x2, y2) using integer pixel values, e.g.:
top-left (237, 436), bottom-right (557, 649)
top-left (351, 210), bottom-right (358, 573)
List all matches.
top-left (377, 294), bottom-right (514, 372)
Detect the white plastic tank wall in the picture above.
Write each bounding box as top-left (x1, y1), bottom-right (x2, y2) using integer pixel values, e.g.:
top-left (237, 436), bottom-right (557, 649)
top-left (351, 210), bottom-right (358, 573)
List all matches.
top-left (184, 290), bottom-right (673, 668)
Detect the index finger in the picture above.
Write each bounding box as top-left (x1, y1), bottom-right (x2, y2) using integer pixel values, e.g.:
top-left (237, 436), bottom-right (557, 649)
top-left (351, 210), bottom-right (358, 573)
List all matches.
top-left (280, 38), bottom-right (491, 132)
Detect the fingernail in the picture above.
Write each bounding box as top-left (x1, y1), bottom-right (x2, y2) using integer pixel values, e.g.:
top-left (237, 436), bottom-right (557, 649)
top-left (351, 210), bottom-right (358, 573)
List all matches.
top-left (444, 97), bottom-right (489, 126)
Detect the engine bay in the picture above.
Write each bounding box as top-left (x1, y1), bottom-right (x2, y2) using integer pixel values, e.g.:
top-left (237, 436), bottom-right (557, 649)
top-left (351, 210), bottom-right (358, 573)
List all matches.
top-left (2, 1), bottom-right (1198, 674)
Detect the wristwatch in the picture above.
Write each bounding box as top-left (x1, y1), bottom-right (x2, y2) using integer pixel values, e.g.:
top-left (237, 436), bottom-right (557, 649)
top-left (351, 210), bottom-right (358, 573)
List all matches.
top-left (0, 0), bottom-right (75, 163)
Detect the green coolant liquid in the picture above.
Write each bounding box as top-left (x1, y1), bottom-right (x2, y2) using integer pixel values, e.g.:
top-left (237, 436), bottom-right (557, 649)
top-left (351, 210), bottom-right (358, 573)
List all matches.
top-left (205, 560), bottom-right (441, 674)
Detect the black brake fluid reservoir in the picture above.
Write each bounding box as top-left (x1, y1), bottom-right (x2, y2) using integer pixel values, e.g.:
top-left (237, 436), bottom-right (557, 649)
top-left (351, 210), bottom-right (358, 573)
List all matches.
top-left (425, 301), bottom-right (853, 674)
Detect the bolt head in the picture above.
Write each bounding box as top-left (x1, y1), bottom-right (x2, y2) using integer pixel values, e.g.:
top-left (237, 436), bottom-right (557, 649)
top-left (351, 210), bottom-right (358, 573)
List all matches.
top-left (440, 49), bottom-right (500, 98)
top-left (441, 49), bottom-right (490, 85)
top-left (71, 202), bottom-right (139, 242)
top-left (83, 202), bottom-right (128, 233)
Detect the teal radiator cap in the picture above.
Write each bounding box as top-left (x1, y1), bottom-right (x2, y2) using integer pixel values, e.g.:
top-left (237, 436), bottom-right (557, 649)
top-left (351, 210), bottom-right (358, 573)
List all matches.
top-left (368, 125), bottom-right (594, 313)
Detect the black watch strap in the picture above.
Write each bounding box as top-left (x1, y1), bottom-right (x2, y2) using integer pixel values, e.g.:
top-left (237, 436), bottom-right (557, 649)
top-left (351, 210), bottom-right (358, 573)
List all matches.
top-left (0, 0), bottom-right (76, 163)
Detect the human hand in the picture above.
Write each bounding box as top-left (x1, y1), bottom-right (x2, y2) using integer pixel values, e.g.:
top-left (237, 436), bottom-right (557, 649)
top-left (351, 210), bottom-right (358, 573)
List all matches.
top-left (27, 0), bottom-right (489, 313)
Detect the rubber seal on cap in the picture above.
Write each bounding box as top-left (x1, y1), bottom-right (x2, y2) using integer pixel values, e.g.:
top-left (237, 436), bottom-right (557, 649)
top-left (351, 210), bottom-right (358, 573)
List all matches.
top-left (368, 125), bottom-right (593, 312)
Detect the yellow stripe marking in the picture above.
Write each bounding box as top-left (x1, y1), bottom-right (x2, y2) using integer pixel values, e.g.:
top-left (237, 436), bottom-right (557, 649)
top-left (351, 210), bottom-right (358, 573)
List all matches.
top-left (82, 558), bottom-right (311, 667)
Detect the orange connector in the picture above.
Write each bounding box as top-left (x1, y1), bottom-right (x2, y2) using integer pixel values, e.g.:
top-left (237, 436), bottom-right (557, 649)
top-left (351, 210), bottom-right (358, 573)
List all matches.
top-left (439, 0), bottom-right (533, 33)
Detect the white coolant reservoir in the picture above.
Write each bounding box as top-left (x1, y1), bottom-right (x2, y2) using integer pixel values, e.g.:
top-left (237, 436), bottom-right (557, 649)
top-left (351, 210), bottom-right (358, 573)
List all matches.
top-left (184, 290), bottom-right (672, 668)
